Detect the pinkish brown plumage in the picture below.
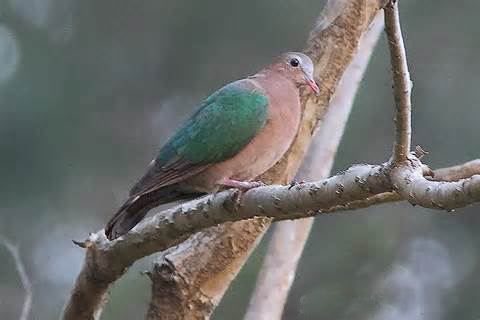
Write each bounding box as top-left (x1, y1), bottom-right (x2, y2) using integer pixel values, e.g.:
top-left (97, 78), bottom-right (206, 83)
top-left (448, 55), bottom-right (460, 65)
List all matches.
top-left (105, 52), bottom-right (318, 240)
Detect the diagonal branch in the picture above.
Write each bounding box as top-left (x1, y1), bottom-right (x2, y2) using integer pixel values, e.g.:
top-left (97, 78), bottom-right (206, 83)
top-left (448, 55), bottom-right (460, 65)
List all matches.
top-left (244, 12), bottom-right (385, 320)
top-left (144, 1), bottom-right (389, 319)
top-left (65, 158), bottom-right (480, 319)
top-left (0, 236), bottom-right (33, 320)
top-left (385, 0), bottom-right (412, 164)
top-left (64, 159), bottom-right (480, 319)
top-left (64, 0), bottom-right (389, 315)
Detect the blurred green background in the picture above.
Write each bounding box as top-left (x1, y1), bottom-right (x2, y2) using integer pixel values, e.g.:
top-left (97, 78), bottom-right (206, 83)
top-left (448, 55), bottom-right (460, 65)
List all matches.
top-left (1, 0), bottom-right (479, 319)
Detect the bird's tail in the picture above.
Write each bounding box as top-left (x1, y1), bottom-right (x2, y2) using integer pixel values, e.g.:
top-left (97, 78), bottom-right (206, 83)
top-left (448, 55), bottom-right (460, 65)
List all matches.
top-left (105, 197), bottom-right (148, 241)
top-left (105, 186), bottom-right (204, 240)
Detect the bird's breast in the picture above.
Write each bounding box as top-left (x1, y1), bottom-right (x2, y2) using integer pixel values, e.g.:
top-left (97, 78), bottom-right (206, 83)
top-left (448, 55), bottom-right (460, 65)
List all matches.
top-left (186, 77), bottom-right (301, 192)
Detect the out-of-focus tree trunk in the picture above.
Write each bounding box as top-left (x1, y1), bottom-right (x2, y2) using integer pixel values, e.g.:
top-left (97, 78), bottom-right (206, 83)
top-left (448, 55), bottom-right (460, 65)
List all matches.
top-left (243, 12), bottom-right (385, 320)
top-left (145, 1), bottom-right (389, 319)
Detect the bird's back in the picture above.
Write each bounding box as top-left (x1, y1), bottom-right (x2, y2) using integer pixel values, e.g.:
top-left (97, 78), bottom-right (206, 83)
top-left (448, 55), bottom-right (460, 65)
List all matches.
top-left (181, 73), bottom-right (302, 191)
top-left (130, 79), bottom-right (270, 197)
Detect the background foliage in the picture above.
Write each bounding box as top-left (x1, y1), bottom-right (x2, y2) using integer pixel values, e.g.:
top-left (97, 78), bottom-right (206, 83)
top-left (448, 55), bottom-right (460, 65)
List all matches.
top-left (1, 0), bottom-right (479, 319)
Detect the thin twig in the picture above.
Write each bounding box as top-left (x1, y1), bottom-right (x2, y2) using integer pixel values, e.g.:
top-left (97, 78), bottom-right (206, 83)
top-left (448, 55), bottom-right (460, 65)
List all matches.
top-left (0, 236), bottom-right (33, 320)
top-left (384, 0), bottom-right (412, 164)
top-left (430, 159), bottom-right (480, 182)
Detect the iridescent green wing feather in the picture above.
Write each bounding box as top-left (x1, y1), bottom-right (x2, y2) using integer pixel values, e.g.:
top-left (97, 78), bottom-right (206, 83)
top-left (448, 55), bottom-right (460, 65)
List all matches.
top-left (130, 80), bottom-right (269, 197)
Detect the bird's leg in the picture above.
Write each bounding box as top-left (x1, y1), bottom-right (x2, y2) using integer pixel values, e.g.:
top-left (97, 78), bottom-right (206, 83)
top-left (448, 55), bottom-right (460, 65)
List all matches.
top-left (221, 178), bottom-right (265, 191)
top-left (221, 178), bottom-right (266, 212)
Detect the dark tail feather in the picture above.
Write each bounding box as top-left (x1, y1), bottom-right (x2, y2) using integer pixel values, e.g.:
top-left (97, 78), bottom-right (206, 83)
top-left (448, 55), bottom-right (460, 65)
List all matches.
top-left (105, 186), bottom-right (205, 240)
top-left (105, 198), bottom-right (148, 240)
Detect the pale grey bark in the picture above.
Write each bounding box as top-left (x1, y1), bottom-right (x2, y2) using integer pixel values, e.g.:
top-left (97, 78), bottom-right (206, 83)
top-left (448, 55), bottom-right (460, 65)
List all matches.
top-left (143, 0), bottom-right (389, 319)
top-left (392, 158), bottom-right (480, 210)
top-left (64, 159), bottom-right (480, 317)
top-left (62, 162), bottom-right (480, 320)
top-left (244, 12), bottom-right (385, 320)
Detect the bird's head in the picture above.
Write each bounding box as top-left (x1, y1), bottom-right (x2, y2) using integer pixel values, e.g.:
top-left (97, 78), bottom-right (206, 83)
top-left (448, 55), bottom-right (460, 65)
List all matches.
top-left (274, 52), bottom-right (319, 95)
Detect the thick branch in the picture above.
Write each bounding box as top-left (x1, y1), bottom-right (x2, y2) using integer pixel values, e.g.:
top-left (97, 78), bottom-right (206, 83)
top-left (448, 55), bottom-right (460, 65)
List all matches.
top-left (63, 1), bottom-right (392, 318)
top-left (145, 221), bottom-right (268, 320)
top-left (65, 158), bottom-right (480, 319)
top-left (65, 158), bottom-right (480, 318)
top-left (385, 0), bottom-right (412, 164)
top-left (322, 159), bottom-right (480, 212)
top-left (244, 12), bottom-right (385, 320)
top-left (392, 158), bottom-right (480, 210)
top-left (80, 163), bottom-right (392, 255)
top-left (144, 1), bottom-right (389, 319)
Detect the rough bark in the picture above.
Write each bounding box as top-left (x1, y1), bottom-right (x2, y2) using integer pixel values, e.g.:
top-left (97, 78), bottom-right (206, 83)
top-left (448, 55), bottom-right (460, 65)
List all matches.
top-left (142, 0), bottom-right (385, 319)
top-left (64, 159), bottom-right (480, 318)
top-left (144, 0), bottom-right (389, 319)
top-left (392, 158), bottom-right (480, 210)
top-left (145, 221), bottom-right (268, 320)
top-left (243, 12), bottom-right (385, 320)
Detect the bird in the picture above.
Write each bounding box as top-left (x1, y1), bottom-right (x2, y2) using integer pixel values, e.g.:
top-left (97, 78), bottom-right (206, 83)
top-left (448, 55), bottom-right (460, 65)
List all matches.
top-left (105, 52), bottom-right (319, 240)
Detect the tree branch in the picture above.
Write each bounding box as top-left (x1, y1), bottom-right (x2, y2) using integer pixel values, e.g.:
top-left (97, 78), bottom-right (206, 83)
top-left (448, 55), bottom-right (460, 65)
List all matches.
top-left (322, 158), bottom-right (480, 213)
top-left (392, 158), bottom-right (480, 210)
top-left (381, 1), bottom-right (480, 210)
top-left (65, 159), bottom-right (480, 319)
top-left (0, 236), bottom-right (33, 320)
top-left (63, 161), bottom-right (480, 319)
top-left (144, 1), bottom-right (388, 319)
top-left (430, 159), bottom-right (480, 182)
top-left (385, 0), bottom-right (412, 164)
top-left (244, 12), bottom-right (385, 320)
top-left (65, 1), bottom-right (480, 319)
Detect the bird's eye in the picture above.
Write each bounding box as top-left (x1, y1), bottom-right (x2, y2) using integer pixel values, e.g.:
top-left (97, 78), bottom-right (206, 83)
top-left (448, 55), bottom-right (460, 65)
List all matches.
top-left (290, 58), bottom-right (299, 67)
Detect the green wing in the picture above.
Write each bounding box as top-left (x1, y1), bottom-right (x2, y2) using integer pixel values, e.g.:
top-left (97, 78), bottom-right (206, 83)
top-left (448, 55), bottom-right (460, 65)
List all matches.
top-left (130, 80), bottom-right (269, 197)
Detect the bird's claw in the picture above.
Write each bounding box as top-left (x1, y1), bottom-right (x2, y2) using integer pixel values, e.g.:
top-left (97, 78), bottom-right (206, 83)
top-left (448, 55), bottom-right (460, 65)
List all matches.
top-left (222, 179), bottom-right (266, 212)
top-left (222, 178), bottom-right (266, 191)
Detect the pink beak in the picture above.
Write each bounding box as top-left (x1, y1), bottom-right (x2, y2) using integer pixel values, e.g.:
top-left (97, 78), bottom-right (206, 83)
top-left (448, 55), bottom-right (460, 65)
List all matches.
top-left (304, 76), bottom-right (320, 96)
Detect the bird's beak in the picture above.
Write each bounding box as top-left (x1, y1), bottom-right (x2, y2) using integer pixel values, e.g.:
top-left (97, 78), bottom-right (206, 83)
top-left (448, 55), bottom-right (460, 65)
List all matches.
top-left (304, 74), bottom-right (320, 96)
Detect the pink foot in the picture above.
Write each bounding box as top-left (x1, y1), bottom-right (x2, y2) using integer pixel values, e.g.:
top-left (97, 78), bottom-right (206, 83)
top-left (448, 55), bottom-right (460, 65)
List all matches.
top-left (221, 178), bottom-right (266, 212)
top-left (222, 178), bottom-right (265, 191)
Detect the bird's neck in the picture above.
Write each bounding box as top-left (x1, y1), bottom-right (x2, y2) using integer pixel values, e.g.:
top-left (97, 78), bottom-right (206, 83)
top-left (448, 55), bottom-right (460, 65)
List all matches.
top-left (249, 69), bottom-right (299, 93)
